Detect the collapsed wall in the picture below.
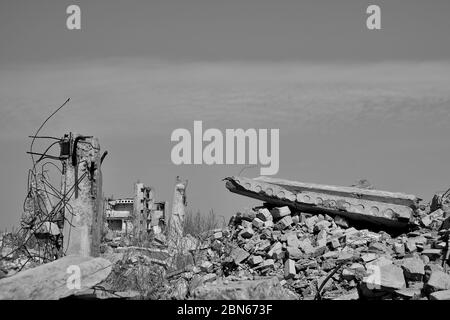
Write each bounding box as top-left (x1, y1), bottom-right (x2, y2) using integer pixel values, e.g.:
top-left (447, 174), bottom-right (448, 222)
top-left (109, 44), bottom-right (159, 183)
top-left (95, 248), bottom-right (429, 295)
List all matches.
top-left (225, 176), bottom-right (421, 229)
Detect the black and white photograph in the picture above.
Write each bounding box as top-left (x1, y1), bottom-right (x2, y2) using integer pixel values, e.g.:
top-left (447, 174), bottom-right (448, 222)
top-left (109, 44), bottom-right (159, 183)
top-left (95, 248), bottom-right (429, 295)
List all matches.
top-left (0, 0), bottom-right (450, 312)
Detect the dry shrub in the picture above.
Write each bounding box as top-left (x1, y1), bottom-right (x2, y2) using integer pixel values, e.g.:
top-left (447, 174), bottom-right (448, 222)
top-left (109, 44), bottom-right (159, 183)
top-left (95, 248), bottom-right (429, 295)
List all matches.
top-left (183, 209), bottom-right (224, 238)
top-left (104, 249), bottom-right (168, 299)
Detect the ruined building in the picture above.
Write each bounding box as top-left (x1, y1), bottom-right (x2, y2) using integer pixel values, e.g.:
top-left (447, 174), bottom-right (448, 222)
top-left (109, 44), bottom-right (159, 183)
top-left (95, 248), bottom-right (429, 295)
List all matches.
top-left (104, 182), bottom-right (168, 237)
top-left (104, 198), bottom-right (134, 234)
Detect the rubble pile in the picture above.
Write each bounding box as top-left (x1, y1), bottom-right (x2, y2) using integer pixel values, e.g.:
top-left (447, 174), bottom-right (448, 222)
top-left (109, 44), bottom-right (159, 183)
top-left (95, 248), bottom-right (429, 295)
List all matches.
top-left (2, 169), bottom-right (450, 301)
top-left (96, 248), bottom-right (169, 299)
top-left (0, 232), bottom-right (46, 279)
top-left (181, 199), bottom-right (450, 300)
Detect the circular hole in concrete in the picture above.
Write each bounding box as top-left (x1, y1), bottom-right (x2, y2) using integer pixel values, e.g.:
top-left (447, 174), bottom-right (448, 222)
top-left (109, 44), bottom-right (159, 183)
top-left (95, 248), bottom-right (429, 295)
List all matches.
top-left (383, 208), bottom-right (395, 218)
top-left (370, 206), bottom-right (379, 215)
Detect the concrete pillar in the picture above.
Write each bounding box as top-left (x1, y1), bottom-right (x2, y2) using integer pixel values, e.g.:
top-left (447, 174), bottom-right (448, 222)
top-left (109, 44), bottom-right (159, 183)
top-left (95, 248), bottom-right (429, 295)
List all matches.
top-left (168, 177), bottom-right (188, 244)
top-left (62, 133), bottom-right (103, 257)
top-left (133, 182), bottom-right (154, 241)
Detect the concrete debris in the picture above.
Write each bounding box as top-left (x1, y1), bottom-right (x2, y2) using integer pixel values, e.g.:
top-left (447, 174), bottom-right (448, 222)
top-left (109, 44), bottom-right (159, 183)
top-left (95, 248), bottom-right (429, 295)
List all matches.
top-left (191, 277), bottom-right (297, 300)
top-left (271, 206), bottom-right (291, 219)
top-left (278, 216), bottom-right (293, 229)
top-left (284, 259), bottom-right (296, 279)
top-left (0, 255), bottom-right (112, 300)
top-left (200, 261), bottom-right (213, 273)
top-left (240, 227), bottom-right (255, 239)
top-left (4, 162), bottom-right (450, 301)
top-left (256, 208), bottom-right (272, 222)
top-left (401, 257), bottom-right (425, 281)
top-left (230, 247), bottom-right (250, 264)
top-left (426, 271), bottom-right (450, 291)
top-left (162, 178), bottom-right (449, 301)
top-left (248, 255), bottom-right (264, 265)
top-left (370, 264), bottom-right (405, 290)
top-left (429, 289), bottom-right (450, 300)
top-left (225, 176), bottom-right (420, 228)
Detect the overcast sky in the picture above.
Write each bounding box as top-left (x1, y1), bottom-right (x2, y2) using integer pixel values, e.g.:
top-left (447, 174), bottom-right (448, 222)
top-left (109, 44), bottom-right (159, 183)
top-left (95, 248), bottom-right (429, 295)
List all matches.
top-left (1, 0), bottom-right (450, 229)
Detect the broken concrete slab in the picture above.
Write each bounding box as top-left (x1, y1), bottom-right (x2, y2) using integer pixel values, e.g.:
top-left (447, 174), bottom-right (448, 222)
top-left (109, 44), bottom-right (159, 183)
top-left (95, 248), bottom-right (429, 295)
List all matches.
top-left (401, 257), bottom-right (425, 281)
top-left (362, 264), bottom-right (406, 291)
top-left (225, 176), bottom-right (419, 228)
top-left (255, 176), bottom-right (418, 207)
top-left (426, 271), bottom-right (450, 291)
top-left (0, 255), bottom-right (112, 300)
top-left (429, 289), bottom-right (450, 300)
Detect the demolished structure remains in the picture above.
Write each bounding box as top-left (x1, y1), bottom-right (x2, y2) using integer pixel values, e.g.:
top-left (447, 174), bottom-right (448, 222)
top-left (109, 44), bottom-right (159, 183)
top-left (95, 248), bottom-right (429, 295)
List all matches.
top-left (225, 176), bottom-right (420, 229)
top-left (104, 184), bottom-right (168, 237)
top-left (62, 133), bottom-right (104, 257)
top-left (19, 128), bottom-right (107, 261)
top-left (2, 170), bottom-right (450, 300)
top-left (1, 103), bottom-right (450, 300)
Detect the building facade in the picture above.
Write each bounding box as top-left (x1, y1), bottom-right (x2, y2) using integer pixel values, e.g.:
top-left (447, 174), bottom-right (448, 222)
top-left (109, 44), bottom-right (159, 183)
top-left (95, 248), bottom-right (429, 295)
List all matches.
top-left (104, 182), bottom-right (168, 237)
